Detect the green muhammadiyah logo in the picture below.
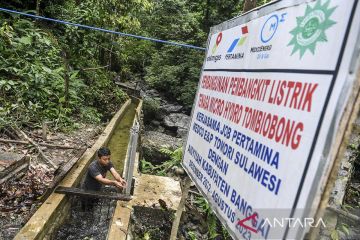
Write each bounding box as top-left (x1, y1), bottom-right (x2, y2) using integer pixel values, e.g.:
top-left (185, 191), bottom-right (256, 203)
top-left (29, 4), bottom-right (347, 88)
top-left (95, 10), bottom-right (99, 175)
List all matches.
top-left (288, 0), bottom-right (337, 58)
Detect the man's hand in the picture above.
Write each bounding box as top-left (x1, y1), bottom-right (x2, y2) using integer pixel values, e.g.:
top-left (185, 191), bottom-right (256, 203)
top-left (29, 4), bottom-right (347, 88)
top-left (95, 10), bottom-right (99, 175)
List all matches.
top-left (119, 178), bottom-right (127, 187)
top-left (113, 180), bottom-right (123, 189)
top-left (112, 179), bottom-right (127, 189)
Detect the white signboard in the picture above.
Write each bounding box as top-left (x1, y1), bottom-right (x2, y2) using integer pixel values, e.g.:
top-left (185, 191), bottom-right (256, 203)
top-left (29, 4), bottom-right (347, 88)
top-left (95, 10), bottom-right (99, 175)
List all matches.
top-left (182, 0), bottom-right (360, 239)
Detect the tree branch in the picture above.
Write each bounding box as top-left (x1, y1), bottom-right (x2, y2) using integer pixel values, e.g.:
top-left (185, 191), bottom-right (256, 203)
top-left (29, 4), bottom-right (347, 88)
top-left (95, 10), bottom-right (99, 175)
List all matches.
top-left (0, 138), bottom-right (81, 149)
top-left (12, 126), bottom-right (57, 169)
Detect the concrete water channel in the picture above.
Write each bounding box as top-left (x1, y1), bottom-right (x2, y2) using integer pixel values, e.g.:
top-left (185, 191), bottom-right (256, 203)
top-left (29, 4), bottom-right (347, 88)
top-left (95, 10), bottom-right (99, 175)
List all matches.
top-left (52, 101), bottom-right (138, 240)
top-left (14, 99), bottom-right (182, 240)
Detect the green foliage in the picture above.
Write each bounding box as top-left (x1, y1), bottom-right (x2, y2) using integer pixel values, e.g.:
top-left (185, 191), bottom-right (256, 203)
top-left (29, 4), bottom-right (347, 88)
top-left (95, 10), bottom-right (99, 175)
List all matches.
top-left (0, 0), bottom-right (252, 128)
top-left (330, 229), bottom-right (339, 240)
top-left (195, 197), bottom-right (218, 238)
top-left (221, 224), bottom-right (231, 239)
top-left (208, 213), bottom-right (219, 239)
top-left (140, 158), bottom-right (156, 174)
top-left (0, 1), bottom-right (133, 129)
top-left (143, 98), bottom-right (161, 123)
top-left (195, 196), bottom-right (212, 215)
top-left (195, 196), bottom-right (231, 239)
top-left (140, 147), bottom-right (183, 176)
top-left (44, 0), bottom-right (153, 81)
top-left (141, 0), bottom-right (206, 108)
top-left (160, 147), bottom-right (183, 163)
top-left (0, 17), bottom-right (71, 126)
top-left (257, 0), bottom-right (273, 7)
top-left (338, 223), bottom-right (350, 236)
top-left (142, 231), bottom-right (151, 240)
top-left (145, 46), bottom-right (203, 107)
top-left (348, 142), bottom-right (358, 150)
top-left (188, 231), bottom-right (197, 240)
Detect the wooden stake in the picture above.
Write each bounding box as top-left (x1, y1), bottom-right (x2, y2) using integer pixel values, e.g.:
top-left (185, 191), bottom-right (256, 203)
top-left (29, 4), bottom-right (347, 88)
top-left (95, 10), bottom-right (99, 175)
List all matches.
top-left (170, 177), bottom-right (192, 240)
top-left (42, 121), bottom-right (47, 141)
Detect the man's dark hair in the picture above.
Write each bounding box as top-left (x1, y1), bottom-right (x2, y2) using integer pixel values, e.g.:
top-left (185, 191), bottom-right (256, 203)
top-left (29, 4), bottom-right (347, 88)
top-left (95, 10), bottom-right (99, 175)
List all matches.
top-left (98, 147), bottom-right (111, 157)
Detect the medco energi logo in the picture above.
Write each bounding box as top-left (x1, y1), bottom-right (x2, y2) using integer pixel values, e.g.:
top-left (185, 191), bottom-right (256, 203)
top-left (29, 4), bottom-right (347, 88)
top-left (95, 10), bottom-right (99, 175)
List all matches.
top-left (251, 13), bottom-right (287, 60)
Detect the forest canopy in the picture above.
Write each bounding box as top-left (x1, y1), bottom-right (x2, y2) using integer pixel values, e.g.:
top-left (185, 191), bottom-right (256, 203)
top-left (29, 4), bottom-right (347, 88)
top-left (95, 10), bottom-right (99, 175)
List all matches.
top-left (0, 0), bottom-right (270, 129)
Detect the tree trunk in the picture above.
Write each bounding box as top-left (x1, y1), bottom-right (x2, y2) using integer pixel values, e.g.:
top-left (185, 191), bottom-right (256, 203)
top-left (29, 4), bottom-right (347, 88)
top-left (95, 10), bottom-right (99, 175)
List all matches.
top-left (36, 0), bottom-right (41, 15)
top-left (243, 0), bottom-right (257, 13)
top-left (204, 0), bottom-right (211, 29)
top-left (62, 50), bottom-right (70, 108)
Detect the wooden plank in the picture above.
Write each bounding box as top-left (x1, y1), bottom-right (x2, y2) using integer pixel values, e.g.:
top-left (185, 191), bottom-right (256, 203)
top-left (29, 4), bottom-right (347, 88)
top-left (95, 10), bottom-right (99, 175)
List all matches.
top-left (55, 186), bottom-right (132, 201)
top-left (0, 163), bottom-right (29, 185)
top-left (0, 154), bottom-right (28, 179)
top-left (39, 148), bottom-right (87, 202)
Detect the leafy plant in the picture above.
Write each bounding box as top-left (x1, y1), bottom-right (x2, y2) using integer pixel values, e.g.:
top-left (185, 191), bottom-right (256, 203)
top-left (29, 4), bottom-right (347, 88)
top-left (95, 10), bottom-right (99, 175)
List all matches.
top-left (140, 158), bottom-right (156, 174)
top-left (142, 232), bottom-right (151, 240)
top-left (194, 196), bottom-right (230, 239)
top-left (338, 223), bottom-right (350, 236)
top-left (330, 229), bottom-right (339, 240)
top-left (143, 97), bottom-right (161, 123)
top-left (0, 8), bottom-right (129, 129)
top-left (221, 224), bottom-right (231, 239)
top-left (140, 147), bottom-right (183, 176)
top-left (188, 231), bottom-right (197, 240)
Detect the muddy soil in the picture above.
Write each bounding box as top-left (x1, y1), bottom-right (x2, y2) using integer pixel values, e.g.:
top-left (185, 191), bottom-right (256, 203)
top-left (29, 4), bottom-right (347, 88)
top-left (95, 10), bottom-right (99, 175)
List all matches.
top-left (130, 206), bottom-right (173, 240)
top-left (53, 187), bottom-right (117, 240)
top-left (0, 123), bottom-right (104, 240)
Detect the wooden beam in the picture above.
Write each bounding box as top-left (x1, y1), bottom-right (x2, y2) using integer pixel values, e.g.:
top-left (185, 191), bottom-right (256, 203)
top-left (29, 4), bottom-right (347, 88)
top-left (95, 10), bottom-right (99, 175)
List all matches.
top-left (0, 163), bottom-right (29, 185)
top-left (55, 186), bottom-right (132, 201)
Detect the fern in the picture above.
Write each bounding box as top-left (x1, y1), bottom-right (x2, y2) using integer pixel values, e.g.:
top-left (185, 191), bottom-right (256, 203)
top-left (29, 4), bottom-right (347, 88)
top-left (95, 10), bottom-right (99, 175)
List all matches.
top-left (208, 213), bottom-right (219, 239)
top-left (142, 147), bottom-right (183, 176)
top-left (140, 159), bottom-right (155, 174)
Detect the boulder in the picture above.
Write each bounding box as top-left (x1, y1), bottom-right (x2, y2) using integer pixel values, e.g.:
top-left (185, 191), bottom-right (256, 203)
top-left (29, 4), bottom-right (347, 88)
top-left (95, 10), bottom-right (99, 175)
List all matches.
top-left (159, 103), bottom-right (183, 114)
top-left (142, 131), bottom-right (183, 165)
top-left (163, 113), bottom-right (190, 138)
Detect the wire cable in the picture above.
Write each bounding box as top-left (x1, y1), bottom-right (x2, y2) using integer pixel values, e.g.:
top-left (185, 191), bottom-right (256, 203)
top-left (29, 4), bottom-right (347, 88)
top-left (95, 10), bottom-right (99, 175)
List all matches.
top-left (0, 7), bottom-right (206, 51)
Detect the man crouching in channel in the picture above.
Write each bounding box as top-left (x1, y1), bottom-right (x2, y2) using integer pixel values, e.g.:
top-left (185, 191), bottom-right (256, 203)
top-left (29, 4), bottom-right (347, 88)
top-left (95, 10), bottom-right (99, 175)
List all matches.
top-left (82, 147), bottom-right (126, 210)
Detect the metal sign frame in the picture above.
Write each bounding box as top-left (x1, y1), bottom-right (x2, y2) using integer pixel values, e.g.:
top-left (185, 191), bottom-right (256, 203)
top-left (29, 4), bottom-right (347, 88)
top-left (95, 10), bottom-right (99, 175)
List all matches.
top-left (181, 0), bottom-right (360, 239)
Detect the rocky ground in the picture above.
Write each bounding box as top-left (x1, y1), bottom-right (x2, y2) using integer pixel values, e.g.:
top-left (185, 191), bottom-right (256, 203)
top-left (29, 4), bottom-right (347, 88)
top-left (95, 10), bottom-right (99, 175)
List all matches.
top-left (324, 115), bottom-right (360, 239)
top-left (136, 86), bottom-right (231, 240)
top-left (0, 123), bottom-right (105, 239)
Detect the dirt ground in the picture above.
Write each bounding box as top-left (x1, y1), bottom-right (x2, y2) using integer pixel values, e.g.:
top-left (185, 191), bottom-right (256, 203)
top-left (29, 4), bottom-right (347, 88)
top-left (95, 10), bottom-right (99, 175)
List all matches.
top-left (0, 123), bottom-right (105, 240)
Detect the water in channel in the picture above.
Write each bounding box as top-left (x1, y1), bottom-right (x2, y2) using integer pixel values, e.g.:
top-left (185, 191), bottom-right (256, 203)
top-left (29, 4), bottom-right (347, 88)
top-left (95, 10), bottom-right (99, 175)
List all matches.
top-left (53, 102), bottom-right (137, 240)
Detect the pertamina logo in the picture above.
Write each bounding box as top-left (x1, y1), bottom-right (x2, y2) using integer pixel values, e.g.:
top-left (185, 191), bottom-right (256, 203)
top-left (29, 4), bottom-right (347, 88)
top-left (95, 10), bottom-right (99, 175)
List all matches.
top-left (251, 13), bottom-right (287, 60)
top-left (207, 32), bottom-right (223, 62)
top-left (225, 25), bottom-right (249, 60)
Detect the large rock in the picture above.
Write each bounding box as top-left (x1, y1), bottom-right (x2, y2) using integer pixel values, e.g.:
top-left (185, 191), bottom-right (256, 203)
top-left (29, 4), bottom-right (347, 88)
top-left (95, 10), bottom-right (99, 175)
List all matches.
top-left (142, 131), bottom-right (183, 165)
top-left (163, 113), bottom-right (190, 138)
top-left (159, 103), bottom-right (183, 114)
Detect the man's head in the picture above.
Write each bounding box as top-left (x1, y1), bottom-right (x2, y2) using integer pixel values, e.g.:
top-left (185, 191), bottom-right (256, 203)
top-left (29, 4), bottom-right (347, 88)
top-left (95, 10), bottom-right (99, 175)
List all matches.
top-left (97, 147), bottom-right (111, 166)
